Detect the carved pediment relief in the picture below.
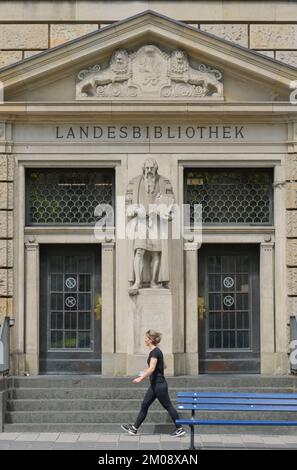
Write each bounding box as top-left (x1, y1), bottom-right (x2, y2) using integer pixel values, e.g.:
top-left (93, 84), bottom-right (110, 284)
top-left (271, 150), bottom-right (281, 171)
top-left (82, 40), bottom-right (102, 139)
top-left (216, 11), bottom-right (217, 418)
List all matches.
top-left (76, 45), bottom-right (223, 100)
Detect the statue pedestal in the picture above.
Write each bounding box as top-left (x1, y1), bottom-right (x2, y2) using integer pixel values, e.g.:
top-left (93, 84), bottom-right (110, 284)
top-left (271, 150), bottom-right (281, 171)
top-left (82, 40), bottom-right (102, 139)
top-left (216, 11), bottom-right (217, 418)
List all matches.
top-left (127, 288), bottom-right (173, 375)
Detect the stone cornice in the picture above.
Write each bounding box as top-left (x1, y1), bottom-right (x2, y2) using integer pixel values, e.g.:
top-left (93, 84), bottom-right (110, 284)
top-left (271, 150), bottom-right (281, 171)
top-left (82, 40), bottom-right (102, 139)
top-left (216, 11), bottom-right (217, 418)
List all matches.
top-left (1, 101), bottom-right (297, 119)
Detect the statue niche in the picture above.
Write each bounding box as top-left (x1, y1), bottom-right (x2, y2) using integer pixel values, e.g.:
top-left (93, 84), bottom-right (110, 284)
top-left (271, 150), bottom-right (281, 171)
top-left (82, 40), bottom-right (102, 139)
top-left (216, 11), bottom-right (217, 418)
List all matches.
top-left (125, 159), bottom-right (175, 296)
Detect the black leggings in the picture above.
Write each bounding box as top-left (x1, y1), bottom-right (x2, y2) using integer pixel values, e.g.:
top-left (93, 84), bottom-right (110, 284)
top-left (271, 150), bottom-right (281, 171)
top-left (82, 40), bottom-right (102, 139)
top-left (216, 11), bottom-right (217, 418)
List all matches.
top-left (134, 380), bottom-right (180, 429)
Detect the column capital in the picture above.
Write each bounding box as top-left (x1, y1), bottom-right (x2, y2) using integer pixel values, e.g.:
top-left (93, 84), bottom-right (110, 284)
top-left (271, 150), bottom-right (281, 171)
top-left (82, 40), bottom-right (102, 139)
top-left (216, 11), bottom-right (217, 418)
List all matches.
top-left (184, 242), bottom-right (199, 251)
top-left (25, 240), bottom-right (39, 251)
top-left (0, 122), bottom-right (12, 153)
top-left (288, 121), bottom-right (297, 153)
top-left (260, 241), bottom-right (274, 251)
top-left (102, 239), bottom-right (115, 251)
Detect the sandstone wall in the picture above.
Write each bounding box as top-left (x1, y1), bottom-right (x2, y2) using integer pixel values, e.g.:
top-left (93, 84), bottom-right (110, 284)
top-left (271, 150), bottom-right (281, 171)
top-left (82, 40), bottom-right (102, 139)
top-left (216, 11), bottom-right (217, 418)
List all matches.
top-left (0, 1), bottom-right (297, 67)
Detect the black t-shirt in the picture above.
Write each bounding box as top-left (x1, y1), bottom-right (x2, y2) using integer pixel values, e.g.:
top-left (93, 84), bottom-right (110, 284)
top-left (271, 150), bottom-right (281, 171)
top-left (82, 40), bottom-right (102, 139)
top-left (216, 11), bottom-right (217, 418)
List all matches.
top-left (147, 347), bottom-right (165, 383)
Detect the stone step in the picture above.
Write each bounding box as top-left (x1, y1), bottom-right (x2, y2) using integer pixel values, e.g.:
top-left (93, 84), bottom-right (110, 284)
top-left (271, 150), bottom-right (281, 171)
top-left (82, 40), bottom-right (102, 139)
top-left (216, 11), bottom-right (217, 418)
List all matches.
top-left (8, 375), bottom-right (297, 389)
top-left (7, 399), bottom-right (169, 411)
top-left (7, 393), bottom-right (297, 411)
top-left (4, 422), bottom-right (297, 435)
top-left (5, 375), bottom-right (297, 435)
top-left (6, 409), bottom-right (297, 424)
top-left (9, 386), bottom-right (297, 400)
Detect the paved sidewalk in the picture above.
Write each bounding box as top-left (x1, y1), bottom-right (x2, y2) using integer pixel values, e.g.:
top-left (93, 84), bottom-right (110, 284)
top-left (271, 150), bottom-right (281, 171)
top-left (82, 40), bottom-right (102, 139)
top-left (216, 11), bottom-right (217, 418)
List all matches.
top-left (1, 432), bottom-right (297, 450)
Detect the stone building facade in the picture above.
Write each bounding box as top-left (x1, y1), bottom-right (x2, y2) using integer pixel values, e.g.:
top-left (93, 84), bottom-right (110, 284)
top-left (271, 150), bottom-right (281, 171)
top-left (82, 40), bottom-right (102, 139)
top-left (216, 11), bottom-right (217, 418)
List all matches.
top-left (2, 1), bottom-right (297, 68)
top-left (0, 2), bottom-right (297, 376)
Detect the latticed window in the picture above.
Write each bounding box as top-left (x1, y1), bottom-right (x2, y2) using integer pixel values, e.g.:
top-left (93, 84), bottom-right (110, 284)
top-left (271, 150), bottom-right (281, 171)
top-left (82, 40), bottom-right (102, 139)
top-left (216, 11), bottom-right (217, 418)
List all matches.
top-left (184, 168), bottom-right (273, 225)
top-left (26, 169), bottom-right (114, 225)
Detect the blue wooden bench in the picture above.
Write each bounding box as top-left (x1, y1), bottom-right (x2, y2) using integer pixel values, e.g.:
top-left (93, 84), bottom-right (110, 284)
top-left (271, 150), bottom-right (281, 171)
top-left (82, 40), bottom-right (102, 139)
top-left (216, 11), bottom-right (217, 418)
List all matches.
top-left (175, 391), bottom-right (297, 450)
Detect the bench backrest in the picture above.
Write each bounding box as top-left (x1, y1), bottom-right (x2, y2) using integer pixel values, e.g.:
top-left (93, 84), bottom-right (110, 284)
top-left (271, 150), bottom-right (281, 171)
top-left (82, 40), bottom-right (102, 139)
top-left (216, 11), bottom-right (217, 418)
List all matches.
top-left (176, 391), bottom-right (297, 412)
top-left (177, 392), bottom-right (297, 399)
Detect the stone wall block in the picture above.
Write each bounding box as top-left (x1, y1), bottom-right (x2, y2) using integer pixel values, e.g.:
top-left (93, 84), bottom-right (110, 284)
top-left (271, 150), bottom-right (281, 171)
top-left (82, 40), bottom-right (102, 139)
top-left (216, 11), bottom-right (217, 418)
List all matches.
top-left (286, 154), bottom-right (297, 181)
top-left (50, 24), bottom-right (98, 47)
top-left (287, 268), bottom-right (297, 295)
top-left (255, 50), bottom-right (275, 58)
top-left (0, 211), bottom-right (13, 238)
top-left (0, 155), bottom-right (14, 181)
top-left (200, 23), bottom-right (248, 47)
top-left (287, 239), bottom-right (297, 266)
top-left (24, 50), bottom-right (45, 59)
top-left (287, 211), bottom-right (297, 238)
top-left (0, 240), bottom-right (13, 268)
top-left (0, 297), bottom-right (12, 325)
top-left (0, 269), bottom-right (12, 296)
top-left (0, 51), bottom-right (22, 68)
top-left (0, 24), bottom-right (48, 49)
top-left (276, 51), bottom-right (297, 67)
top-left (286, 183), bottom-right (297, 209)
top-left (0, 183), bottom-right (13, 210)
top-left (250, 24), bottom-right (297, 49)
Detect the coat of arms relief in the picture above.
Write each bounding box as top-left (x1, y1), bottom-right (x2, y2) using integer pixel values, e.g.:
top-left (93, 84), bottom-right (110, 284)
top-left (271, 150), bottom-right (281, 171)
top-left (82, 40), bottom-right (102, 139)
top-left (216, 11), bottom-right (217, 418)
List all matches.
top-left (76, 45), bottom-right (223, 99)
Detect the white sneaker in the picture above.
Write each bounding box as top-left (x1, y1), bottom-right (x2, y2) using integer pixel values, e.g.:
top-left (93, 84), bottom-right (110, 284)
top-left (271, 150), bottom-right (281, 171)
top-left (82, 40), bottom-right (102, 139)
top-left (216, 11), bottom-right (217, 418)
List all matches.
top-left (170, 427), bottom-right (186, 437)
top-left (121, 424), bottom-right (137, 435)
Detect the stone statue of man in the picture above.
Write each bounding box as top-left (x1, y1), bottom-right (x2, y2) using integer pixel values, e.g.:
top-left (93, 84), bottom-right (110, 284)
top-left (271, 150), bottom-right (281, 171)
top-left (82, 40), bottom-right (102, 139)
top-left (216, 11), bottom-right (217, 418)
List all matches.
top-left (126, 158), bottom-right (175, 296)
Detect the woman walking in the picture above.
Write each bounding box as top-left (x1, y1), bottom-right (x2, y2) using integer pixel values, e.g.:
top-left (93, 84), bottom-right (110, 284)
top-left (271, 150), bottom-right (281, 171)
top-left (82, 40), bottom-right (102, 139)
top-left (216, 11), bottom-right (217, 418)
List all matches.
top-left (121, 329), bottom-right (186, 436)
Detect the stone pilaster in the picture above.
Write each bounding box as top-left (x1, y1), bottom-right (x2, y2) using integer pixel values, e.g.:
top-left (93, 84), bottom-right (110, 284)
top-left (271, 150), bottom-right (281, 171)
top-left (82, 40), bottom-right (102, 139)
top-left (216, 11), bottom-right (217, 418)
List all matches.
top-left (24, 240), bottom-right (39, 375)
top-left (101, 240), bottom-right (115, 375)
top-left (184, 241), bottom-right (199, 375)
top-left (260, 242), bottom-right (276, 374)
top-left (0, 125), bottom-right (14, 366)
top-left (274, 164), bottom-right (289, 373)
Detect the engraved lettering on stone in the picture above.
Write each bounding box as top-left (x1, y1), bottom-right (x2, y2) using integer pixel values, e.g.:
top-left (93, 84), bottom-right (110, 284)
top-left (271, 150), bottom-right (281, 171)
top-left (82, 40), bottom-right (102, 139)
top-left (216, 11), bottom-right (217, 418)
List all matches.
top-left (76, 45), bottom-right (223, 100)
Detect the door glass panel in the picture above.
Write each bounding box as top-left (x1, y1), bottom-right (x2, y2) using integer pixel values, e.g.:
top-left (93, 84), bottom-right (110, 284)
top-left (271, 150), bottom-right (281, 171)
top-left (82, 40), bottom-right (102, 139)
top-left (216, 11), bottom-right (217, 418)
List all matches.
top-left (223, 331), bottom-right (235, 348)
top-left (65, 331), bottom-right (77, 348)
top-left (50, 331), bottom-right (63, 349)
top-left (208, 274), bottom-right (221, 292)
top-left (78, 332), bottom-right (91, 348)
top-left (50, 312), bottom-right (63, 330)
top-left (65, 256), bottom-right (77, 273)
top-left (50, 293), bottom-right (63, 310)
top-left (222, 256), bottom-right (236, 273)
top-left (48, 253), bottom-right (93, 350)
top-left (236, 274), bottom-right (249, 292)
top-left (207, 253), bottom-right (250, 349)
top-left (50, 274), bottom-right (63, 291)
top-left (209, 331), bottom-right (221, 349)
top-left (236, 256), bottom-right (249, 272)
top-left (209, 293), bottom-right (221, 310)
top-left (207, 256), bottom-right (221, 273)
top-left (79, 274), bottom-right (91, 292)
top-left (78, 312), bottom-right (91, 330)
top-left (65, 311), bottom-right (77, 330)
top-left (65, 274), bottom-right (77, 291)
top-left (50, 256), bottom-right (63, 272)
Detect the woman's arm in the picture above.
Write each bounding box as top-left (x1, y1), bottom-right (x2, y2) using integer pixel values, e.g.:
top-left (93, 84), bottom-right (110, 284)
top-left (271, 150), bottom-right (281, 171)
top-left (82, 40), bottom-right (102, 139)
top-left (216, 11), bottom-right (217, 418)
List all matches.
top-left (132, 358), bottom-right (157, 384)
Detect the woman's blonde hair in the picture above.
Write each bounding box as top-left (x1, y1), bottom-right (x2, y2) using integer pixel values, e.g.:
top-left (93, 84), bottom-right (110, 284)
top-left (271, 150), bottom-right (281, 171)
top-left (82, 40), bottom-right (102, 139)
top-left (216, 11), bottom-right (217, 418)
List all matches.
top-left (146, 329), bottom-right (162, 346)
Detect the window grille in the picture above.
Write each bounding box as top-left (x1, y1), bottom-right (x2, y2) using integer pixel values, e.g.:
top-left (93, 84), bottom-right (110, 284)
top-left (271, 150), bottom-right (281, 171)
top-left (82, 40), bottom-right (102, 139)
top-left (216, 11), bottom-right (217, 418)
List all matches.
top-left (184, 168), bottom-right (273, 225)
top-left (26, 169), bottom-right (114, 225)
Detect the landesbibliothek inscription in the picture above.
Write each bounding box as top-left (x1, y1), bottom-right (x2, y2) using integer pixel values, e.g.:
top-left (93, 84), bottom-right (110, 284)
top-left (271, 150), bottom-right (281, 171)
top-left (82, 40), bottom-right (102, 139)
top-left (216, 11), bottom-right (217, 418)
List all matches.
top-left (12, 123), bottom-right (287, 144)
top-left (55, 125), bottom-right (244, 141)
